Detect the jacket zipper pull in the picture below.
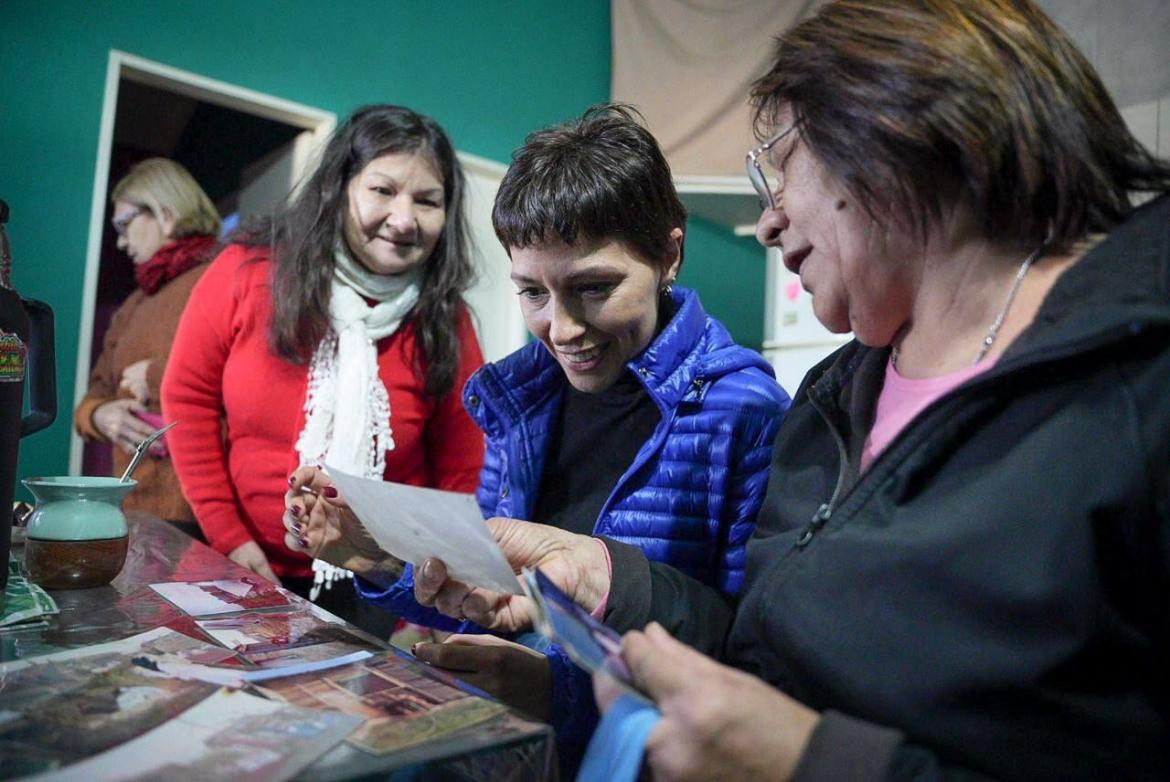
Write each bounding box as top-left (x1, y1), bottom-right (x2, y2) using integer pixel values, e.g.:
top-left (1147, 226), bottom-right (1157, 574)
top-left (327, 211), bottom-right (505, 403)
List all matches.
top-left (796, 503), bottom-right (832, 548)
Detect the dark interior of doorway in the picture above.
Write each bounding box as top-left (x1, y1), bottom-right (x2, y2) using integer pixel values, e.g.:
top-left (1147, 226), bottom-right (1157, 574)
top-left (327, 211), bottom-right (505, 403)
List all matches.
top-left (83, 78), bottom-right (303, 479)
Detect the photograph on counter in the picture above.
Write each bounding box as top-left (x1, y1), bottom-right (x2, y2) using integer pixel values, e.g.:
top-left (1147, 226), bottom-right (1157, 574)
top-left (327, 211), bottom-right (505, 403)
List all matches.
top-left (0, 628), bottom-right (233, 778)
top-left (35, 688), bottom-right (361, 782)
top-left (150, 578), bottom-right (294, 616)
top-left (251, 653), bottom-right (507, 755)
top-left (195, 610), bottom-right (380, 668)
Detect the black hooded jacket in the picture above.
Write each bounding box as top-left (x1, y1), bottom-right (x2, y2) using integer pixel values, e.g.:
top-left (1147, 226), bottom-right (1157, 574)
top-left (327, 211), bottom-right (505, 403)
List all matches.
top-left (605, 194), bottom-right (1170, 781)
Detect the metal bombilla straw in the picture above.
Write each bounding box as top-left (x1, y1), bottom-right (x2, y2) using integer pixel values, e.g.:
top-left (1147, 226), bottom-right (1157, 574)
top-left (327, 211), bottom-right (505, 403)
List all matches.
top-left (119, 420), bottom-right (179, 483)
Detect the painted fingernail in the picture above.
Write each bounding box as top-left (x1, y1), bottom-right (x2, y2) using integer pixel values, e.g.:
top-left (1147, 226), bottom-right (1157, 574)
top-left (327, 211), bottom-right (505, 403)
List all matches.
top-left (322, 486), bottom-right (338, 498)
top-left (292, 520), bottom-right (303, 533)
top-left (410, 643), bottom-right (419, 655)
top-left (287, 475), bottom-right (296, 487)
top-left (299, 537), bottom-right (309, 547)
top-left (291, 505), bottom-right (302, 517)
top-left (420, 559), bottom-right (435, 579)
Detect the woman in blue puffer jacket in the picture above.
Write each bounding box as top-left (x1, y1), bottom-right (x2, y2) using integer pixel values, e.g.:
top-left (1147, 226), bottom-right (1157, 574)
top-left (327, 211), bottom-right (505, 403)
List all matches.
top-left (284, 104), bottom-right (789, 761)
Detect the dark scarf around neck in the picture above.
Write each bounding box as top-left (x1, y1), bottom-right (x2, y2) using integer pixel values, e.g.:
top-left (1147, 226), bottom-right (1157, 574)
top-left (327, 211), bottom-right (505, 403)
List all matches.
top-left (135, 234), bottom-right (217, 294)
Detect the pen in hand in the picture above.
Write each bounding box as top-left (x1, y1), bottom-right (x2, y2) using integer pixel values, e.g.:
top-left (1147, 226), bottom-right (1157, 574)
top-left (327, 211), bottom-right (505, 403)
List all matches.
top-left (289, 486), bottom-right (317, 552)
top-left (301, 484), bottom-right (339, 500)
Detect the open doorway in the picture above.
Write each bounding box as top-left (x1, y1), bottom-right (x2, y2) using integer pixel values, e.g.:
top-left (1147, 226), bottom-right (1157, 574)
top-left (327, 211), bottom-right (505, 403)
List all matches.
top-left (71, 51), bottom-right (335, 475)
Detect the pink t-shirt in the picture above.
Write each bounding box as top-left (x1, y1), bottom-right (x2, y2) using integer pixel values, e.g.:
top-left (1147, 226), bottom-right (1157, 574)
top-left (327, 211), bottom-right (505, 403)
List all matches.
top-left (861, 355), bottom-right (997, 472)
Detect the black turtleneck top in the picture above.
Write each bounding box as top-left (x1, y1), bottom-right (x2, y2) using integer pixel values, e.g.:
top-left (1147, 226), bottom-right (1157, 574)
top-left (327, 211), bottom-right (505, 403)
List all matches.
top-left (530, 370), bottom-right (661, 536)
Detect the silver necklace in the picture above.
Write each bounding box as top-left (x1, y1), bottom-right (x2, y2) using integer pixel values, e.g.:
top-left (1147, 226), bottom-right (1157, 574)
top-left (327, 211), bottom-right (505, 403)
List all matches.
top-left (891, 242), bottom-right (1046, 369)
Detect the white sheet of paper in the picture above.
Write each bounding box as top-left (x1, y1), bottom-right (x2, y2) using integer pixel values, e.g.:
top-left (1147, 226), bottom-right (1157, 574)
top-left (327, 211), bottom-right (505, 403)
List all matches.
top-left (325, 465), bottom-right (523, 595)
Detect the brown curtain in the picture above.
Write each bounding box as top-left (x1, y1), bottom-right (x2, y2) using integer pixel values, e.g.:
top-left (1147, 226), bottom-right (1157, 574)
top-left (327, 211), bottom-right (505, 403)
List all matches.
top-left (611, 0), bottom-right (826, 177)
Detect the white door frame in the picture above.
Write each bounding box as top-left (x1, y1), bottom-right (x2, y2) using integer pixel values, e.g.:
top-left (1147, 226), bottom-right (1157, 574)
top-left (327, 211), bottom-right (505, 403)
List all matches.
top-left (70, 50), bottom-right (336, 474)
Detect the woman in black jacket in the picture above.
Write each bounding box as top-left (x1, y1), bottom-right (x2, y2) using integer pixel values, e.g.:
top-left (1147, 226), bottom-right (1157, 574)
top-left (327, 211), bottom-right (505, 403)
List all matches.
top-left (411, 1), bottom-right (1170, 779)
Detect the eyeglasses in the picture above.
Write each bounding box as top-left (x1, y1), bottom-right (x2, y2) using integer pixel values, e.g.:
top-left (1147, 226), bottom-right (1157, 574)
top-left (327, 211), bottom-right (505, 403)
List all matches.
top-left (111, 206), bottom-right (148, 237)
top-left (745, 126), bottom-right (795, 211)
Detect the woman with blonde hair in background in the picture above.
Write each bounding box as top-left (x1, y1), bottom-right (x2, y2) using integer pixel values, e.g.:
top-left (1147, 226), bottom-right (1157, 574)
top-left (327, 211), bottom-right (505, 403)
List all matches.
top-left (75, 157), bottom-right (220, 537)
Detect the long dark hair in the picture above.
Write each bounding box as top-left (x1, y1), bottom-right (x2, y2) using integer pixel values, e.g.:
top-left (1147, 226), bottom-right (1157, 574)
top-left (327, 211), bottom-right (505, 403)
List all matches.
top-left (750, 0), bottom-right (1170, 251)
top-left (238, 104), bottom-right (474, 397)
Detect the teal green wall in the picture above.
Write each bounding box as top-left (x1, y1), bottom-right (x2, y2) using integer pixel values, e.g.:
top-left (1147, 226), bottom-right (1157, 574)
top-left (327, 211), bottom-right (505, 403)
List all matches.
top-left (1, 0), bottom-right (611, 483)
top-left (680, 216), bottom-right (767, 352)
top-left (1, 0), bottom-right (764, 486)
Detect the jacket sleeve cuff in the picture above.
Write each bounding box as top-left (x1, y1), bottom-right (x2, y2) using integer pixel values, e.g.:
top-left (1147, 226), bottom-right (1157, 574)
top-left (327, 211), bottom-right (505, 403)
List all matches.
top-left (791, 710), bottom-right (902, 782)
top-left (353, 564), bottom-right (467, 634)
top-left (597, 537), bottom-right (652, 634)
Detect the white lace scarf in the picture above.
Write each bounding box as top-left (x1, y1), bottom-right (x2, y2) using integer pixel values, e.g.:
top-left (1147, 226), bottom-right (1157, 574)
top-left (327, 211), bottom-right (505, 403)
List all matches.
top-left (296, 244), bottom-right (422, 600)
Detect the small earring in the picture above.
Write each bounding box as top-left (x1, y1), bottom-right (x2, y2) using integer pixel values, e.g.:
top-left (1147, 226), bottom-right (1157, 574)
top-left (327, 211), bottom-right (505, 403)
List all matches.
top-left (661, 282), bottom-right (674, 298)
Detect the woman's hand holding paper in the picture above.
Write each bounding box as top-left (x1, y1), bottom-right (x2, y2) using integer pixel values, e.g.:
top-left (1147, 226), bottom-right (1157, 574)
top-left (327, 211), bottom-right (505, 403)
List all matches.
top-left (283, 466), bottom-right (404, 584)
top-left (414, 518), bottom-right (611, 633)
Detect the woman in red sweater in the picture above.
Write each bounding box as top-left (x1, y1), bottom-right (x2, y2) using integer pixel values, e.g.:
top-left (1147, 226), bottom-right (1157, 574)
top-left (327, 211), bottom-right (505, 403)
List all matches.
top-left (162, 105), bottom-right (485, 631)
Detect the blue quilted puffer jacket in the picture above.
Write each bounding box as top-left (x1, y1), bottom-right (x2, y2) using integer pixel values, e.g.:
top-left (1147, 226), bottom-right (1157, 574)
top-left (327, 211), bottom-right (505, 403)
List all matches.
top-left (357, 286), bottom-right (790, 747)
top-left (468, 285), bottom-right (788, 590)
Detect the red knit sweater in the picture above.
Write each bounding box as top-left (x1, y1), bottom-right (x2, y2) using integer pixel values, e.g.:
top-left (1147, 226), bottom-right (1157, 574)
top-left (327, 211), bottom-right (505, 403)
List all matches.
top-left (161, 244), bottom-right (485, 578)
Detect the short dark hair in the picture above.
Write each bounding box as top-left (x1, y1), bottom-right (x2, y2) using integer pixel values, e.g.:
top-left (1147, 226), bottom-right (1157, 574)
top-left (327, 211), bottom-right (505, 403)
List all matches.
top-left (750, 0), bottom-right (1170, 250)
top-left (492, 104), bottom-right (687, 268)
top-left (240, 104), bottom-right (473, 397)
